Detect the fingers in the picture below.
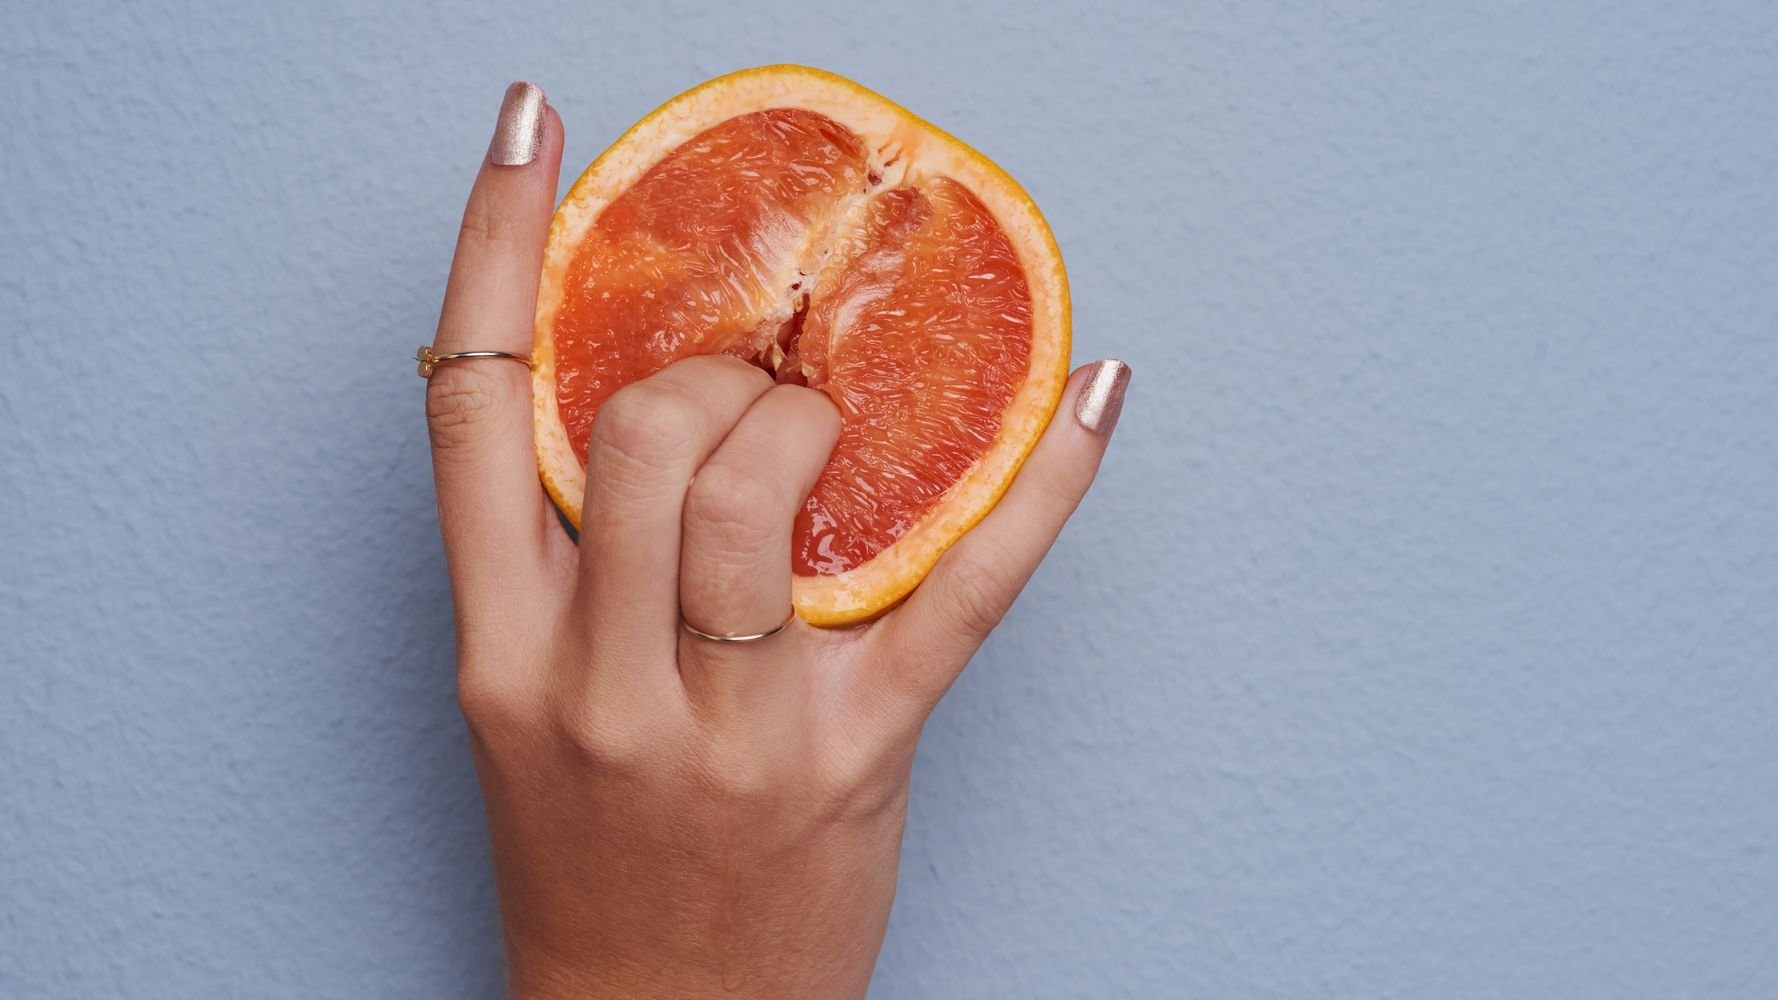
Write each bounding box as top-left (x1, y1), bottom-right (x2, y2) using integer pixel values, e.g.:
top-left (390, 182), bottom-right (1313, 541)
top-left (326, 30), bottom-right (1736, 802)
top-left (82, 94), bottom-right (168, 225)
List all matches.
top-left (573, 356), bottom-right (776, 660)
top-left (427, 82), bottom-right (563, 625)
top-left (874, 359), bottom-right (1131, 705)
top-left (677, 385), bottom-right (842, 697)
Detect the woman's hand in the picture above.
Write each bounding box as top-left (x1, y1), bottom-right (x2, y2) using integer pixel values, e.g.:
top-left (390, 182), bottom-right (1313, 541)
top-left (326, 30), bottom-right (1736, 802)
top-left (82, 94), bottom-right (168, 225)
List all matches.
top-left (424, 82), bottom-right (1130, 1000)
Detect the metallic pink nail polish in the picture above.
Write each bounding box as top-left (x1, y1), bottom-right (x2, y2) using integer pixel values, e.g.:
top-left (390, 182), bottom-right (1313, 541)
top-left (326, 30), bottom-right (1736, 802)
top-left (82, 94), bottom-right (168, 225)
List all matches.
top-left (489, 81), bottom-right (545, 166)
top-left (1074, 359), bottom-right (1131, 433)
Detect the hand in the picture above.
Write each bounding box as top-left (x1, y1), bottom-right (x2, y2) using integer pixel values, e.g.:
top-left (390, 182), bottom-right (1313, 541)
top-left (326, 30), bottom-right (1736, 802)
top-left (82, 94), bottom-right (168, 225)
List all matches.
top-left (424, 81), bottom-right (1130, 999)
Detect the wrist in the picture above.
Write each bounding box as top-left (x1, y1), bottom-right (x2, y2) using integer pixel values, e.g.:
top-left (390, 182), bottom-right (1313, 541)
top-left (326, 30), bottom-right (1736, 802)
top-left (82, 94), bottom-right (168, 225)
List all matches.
top-left (509, 962), bottom-right (870, 1000)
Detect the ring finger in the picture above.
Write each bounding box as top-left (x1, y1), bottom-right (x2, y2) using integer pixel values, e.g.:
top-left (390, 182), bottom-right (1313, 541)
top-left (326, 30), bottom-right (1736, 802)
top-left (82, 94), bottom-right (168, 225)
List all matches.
top-left (574, 355), bottom-right (774, 663)
top-left (678, 384), bottom-right (842, 680)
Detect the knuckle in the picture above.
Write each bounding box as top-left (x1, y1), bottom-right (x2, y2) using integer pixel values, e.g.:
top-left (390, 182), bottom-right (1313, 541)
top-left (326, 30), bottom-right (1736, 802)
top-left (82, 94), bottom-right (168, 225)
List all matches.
top-left (684, 464), bottom-right (780, 550)
top-left (425, 365), bottom-right (519, 448)
top-left (775, 383), bottom-right (842, 430)
top-left (555, 699), bottom-right (647, 773)
top-left (590, 385), bottom-right (699, 474)
top-left (1031, 468), bottom-right (1091, 518)
top-left (679, 352), bottom-right (773, 391)
top-left (810, 747), bottom-right (907, 821)
top-left (455, 666), bottom-right (535, 741)
top-left (457, 193), bottom-right (530, 254)
top-left (935, 547), bottom-right (1017, 639)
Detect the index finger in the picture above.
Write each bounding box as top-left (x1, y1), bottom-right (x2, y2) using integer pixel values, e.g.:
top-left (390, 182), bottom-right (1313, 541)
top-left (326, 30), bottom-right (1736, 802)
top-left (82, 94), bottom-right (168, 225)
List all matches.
top-left (426, 82), bottom-right (565, 620)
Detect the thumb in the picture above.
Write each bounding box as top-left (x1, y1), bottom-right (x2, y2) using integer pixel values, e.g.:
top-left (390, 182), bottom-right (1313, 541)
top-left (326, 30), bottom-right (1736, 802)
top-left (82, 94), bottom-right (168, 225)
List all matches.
top-left (872, 358), bottom-right (1132, 707)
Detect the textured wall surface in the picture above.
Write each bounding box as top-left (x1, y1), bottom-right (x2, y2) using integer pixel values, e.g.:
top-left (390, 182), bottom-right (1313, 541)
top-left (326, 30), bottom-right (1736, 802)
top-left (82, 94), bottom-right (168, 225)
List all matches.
top-left (4, 2), bottom-right (1777, 997)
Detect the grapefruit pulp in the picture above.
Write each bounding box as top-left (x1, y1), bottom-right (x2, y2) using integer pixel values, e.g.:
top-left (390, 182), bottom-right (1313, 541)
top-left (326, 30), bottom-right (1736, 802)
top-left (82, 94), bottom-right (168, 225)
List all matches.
top-left (533, 65), bottom-right (1070, 625)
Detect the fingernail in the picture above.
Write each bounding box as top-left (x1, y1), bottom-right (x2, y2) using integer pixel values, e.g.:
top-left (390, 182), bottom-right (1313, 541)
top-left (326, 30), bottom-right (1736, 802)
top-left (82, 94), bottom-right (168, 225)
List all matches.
top-left (489, 81), bottom-right (545, 166)
top-left (1074, 359), bottom-right (1131, 433)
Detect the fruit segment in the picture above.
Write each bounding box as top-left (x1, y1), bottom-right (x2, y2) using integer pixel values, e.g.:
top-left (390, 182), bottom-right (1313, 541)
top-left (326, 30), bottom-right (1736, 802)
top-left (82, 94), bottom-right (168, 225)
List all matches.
top-left (551, 108), bottom-right (870, 460)
top-left (534, 66), bottom-right (1069, 623)
top-left (549, 109), bottom-right (1032, 576)
top-left (795, 180), bottom-right (1031, 576)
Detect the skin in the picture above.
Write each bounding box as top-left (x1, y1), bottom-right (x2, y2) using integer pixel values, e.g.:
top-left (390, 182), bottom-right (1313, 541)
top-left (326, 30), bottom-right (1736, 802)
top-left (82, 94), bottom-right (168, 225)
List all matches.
top-left (425, 98), bottom-right (1123, 999)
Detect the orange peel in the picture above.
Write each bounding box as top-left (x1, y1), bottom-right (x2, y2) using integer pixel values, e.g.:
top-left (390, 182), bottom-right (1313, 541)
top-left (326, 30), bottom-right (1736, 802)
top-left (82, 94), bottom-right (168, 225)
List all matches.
top-left (534, 65), bottom-right (1070, 625)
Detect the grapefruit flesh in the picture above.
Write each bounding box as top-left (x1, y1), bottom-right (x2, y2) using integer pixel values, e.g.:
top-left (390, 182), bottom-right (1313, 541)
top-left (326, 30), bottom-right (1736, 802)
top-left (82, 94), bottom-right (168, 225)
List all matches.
top-left (534, 66), bottom-right (1070, 625)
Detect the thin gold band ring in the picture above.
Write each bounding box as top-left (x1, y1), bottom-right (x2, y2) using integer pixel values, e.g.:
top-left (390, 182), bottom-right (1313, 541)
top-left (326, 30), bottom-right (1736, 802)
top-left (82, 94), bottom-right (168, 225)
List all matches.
top-left (680, 609), bottom-right (797, 644)
top-left (418, 340), bottom-right (791, 646)
top-left (416, 345), bottom-right (533, 378)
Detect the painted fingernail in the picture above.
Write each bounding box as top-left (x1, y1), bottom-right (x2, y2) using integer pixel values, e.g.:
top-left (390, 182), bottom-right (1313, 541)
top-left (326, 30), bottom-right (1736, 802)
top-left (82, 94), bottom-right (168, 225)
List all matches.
top-left (489, 81), bottom-right (545, 166)
top-left (1074, 359), bottom-right (1131, 433)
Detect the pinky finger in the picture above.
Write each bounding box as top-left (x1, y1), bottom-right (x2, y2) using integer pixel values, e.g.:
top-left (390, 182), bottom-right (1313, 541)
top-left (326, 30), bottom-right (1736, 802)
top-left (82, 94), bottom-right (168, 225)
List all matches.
top-left (874, 358), bottom-right (1132, 704)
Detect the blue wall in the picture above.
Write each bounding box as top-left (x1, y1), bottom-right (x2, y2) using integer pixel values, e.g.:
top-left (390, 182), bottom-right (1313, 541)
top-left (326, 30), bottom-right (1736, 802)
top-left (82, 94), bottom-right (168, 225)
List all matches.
top-left (4, 3), bottom-right (1776, 997)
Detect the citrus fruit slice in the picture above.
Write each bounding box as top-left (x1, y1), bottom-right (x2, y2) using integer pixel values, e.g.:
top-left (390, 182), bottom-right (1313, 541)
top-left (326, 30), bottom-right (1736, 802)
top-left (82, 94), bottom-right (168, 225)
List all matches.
top-left (533, 65), bottom-right (1070, 625)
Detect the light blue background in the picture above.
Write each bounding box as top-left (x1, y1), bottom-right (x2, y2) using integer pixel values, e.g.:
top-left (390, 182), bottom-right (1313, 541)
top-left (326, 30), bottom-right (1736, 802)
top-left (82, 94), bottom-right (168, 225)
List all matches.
top-left (4, 2), bottom-right (1776, 997)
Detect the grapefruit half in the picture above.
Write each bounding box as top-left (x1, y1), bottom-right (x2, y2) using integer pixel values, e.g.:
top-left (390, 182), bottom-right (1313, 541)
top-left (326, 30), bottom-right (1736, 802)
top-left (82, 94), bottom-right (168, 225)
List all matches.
top-left (533, 65), bottom-right (1070, 625)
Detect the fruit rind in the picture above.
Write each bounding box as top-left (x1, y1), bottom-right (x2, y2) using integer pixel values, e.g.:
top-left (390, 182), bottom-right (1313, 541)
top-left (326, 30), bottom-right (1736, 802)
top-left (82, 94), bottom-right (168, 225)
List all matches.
top-left (534, 64), bottom-right (1071, 626)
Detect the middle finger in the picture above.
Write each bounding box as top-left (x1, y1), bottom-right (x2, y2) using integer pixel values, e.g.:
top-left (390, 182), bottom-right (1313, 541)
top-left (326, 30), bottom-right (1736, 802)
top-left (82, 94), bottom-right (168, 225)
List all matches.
top-left (574, 355), bottom-right (773, 660)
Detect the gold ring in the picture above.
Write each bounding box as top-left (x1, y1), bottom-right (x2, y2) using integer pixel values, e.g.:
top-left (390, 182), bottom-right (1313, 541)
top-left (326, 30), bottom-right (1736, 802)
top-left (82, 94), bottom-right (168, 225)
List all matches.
top-left (680, 609), bottom-right (797, 644)
top-left (416, 345), bottom-right (533, 378)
